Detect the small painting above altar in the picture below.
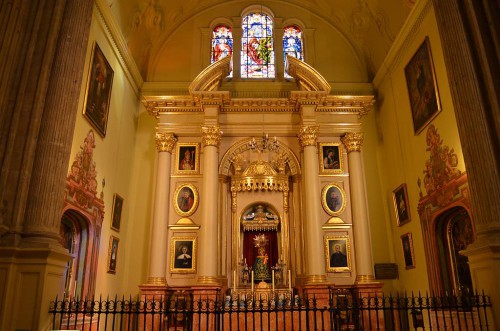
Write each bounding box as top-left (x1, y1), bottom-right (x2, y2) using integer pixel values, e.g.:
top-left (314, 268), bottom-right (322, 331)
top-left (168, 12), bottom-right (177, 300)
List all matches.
top-left (325, 235), bottom-right (351, 272)
top-left (173, 184), bottom-right (199, 217)
top-left (321, 184), bottom-right (346, 216)
top-left (175, 143), bottom-right (200, 174)
top-left (318, 143), bottom-right (343, 174)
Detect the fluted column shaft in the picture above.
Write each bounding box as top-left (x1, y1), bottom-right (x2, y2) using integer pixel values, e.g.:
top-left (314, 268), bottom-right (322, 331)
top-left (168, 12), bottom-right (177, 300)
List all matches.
top-left (298, 126), bottom-right (326, 283)
top-left (198, 126), bottom-right (222, 284)
top-left (341, 132), bottom-right (374, 282)
top-left (147, 132), bottom-right (176, 285)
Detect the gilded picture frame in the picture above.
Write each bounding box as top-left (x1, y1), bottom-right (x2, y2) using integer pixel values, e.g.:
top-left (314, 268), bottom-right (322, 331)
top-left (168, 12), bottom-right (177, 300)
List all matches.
top-left (392, 183), bottom-right (411, 226)
top-left (401, 232), bottom-right (416, 269)
top-left (82, 42), bottom-right (114, 137)
top-left (111, 193), bottom-right (123, 232)
top-left (405, 37), bottom-right (441, 135)
top-left (321, 184), bottom-right (346, 216)
top-left (170, 237), bottom-right (197, 273)
top-left (318, 143), bottom-right (343, 174)
top-left (175, 143), bottom-right (200, 174)
top-left (173, 184), bottom-right (199, 217)
top-left (325, 235), bottom-right (351, 272)
top-left (107, 235), bottom-right (119, 274)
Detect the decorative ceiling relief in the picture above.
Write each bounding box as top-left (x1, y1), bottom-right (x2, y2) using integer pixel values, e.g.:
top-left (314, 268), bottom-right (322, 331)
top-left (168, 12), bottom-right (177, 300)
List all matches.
top-left (421, 125), bottom-right (461, 205)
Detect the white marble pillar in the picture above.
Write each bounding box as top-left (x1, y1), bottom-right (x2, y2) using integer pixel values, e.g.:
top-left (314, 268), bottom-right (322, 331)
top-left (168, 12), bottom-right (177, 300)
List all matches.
top-left (198, 126), bottom-right (223, 285)
top-left (298, 125), bottom-right (327, 284)
top-left (147, 132), bottom-right (177, 285)
top-left (341, 132), bottom-right (375, 283)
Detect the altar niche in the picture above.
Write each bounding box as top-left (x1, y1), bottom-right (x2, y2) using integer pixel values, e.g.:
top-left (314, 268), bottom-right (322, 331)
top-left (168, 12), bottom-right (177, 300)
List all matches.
top-left (241, 203), bottom-right (280, 284)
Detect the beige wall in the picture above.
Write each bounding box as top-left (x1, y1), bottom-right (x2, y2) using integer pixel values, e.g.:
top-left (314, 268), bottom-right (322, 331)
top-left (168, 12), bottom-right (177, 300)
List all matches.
top-left (369, 1), bottom-right (465, 293)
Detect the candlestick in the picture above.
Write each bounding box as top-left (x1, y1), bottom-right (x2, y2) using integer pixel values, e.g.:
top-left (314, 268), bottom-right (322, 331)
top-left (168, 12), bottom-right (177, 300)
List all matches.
top-left (251, 271), bottom-right (254, 293)
top-left (288, 270), bottom-right (292, 291)
top-left (272, 270), bottom-right (275, 292)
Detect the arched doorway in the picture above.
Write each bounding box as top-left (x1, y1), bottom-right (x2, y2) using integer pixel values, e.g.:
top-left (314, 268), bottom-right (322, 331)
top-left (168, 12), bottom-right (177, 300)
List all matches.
top-left (435, 207), bottom-right (474, 294)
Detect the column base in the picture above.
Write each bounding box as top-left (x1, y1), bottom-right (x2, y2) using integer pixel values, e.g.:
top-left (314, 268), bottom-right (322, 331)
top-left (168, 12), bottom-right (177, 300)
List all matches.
top-left (354, 274), bottom-right (377, 284)
top-left (198, 275), bottom-right (220, 285)
top-left (305, 274), bottom-right (327, 284)
top-left (146, 276), bottom-right (168, 286)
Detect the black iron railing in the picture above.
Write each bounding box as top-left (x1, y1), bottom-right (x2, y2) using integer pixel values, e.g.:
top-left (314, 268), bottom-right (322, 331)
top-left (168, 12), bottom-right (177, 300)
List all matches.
top-left (49, 288), bottom-right (492, 330)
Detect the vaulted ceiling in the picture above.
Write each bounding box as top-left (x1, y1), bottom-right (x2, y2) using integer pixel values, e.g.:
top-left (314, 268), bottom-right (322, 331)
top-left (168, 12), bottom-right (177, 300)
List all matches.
top-left (105, 0), bottom-right (415, 82)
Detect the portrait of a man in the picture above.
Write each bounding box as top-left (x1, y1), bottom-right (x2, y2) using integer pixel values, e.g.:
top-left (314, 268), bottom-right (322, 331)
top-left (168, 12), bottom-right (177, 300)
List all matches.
top-left (326, 236), bottom-right (351, 272)
top-left (392, 183), bottom-right (411, 226)
top-left (175, 144), bottom-right (200, 174)
top-left (322, 184), bottom-right (345, 216)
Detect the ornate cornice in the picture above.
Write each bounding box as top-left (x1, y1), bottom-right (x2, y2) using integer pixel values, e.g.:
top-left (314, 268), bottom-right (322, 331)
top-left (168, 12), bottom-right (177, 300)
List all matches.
top-left (201, 126), bottom-right (222, 148)
top-left (318, 95), bottom-right (375, 118)
top-left (341, 132), bottom-right (364, 152)
top-left (155, 132), bottom-right (177, 152)
top-left (297, 125), bottom-right (320, 147)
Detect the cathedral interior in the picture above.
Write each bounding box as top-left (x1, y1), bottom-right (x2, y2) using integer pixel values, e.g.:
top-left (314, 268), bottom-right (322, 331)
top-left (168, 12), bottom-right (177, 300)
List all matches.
top-left (0, 0), bottom-right (498, 329)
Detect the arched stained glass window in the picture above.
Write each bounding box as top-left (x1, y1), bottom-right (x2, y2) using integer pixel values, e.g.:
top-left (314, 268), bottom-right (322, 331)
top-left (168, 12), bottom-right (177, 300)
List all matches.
top-left (211, 25), bottom-right (233, 76)
top-left (283, 26), bottom-right (303, 78)
top-left (241, 13), bottom-right (275, 78)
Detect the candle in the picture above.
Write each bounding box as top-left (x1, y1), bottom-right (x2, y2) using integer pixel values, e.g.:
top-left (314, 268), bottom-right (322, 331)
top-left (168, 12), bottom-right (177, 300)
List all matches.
top-left (251, 271), bottom-right (254, 293)
top-left (272, 270), bottom-right (275, 292)
top-left (288, 270), bottom-right (292, 291)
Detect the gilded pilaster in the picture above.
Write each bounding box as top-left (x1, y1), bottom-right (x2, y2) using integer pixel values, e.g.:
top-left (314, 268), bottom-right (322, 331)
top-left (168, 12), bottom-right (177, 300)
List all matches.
top-left (341, 132), bottom-right (377, 283)
top-left (155, 132), bottom-right (177, 153)
top-left (198, 126), bottom-right (223, 285)
top-left (297, 125), bottom-right (319, 147)
top-left (298, 125), bottom-right (326, 284)
top-left (201, 126), bottom-right (223, 148)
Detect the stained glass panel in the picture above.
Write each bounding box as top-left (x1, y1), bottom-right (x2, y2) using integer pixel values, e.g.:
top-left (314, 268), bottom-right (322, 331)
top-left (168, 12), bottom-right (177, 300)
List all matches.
top-left (241, 13), bottom-right (275, 78)
top-left (211, 25), bottom-right (233, 76)
top-left (283, 26), bottom-right (303, 78)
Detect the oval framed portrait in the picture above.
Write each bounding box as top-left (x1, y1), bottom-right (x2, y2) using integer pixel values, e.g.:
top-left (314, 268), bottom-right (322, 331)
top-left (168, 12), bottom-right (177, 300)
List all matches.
top-left (173, 184), bottom-right (199, 217)
top-left (321, 184), bottom-right (346, 216)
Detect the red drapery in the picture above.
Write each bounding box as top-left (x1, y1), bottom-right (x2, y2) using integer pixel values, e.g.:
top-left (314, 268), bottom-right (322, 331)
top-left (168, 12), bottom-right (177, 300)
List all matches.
top-left (243, 231), bottom-right (278, 271)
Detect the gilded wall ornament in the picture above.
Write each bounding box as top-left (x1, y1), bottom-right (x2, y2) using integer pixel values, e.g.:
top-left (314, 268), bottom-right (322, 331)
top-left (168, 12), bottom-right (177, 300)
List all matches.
top-left (341, 132), bottom-right (364, 153)
top-left (155, 132), bottom-right (177, 152)
top-left (422, 125), bottom-right (461, 196)
top-left (297, 125), bottom-right (319, 147)
top-left (201, 126), bottom-right (223, 147)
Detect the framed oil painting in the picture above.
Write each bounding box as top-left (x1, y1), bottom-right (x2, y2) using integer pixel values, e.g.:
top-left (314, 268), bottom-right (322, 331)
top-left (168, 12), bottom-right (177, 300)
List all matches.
top-left (405, 37), bottom-right (441, 135)
top-left (107, 235), bottom-right (119, 274)
top-left (401, 232), bottom-right (415, 269)
top-left (175, 143), bottom-right (200, 174)
top-left (318, 143), bottom-right (343, 174)
top-left (321, 183), bottom-right (346, 216)
top-left (111, 193), bottom-right (123, 231)
top-left (170, 237), bottom-right (197, 273)
top-left (325, 235), bottom-right (351, 272)
top-left (392, 183), bottom-right (411, 226)
top-left (83, 42), bottom-right (114, 137)
top-left (173, 184), bottom-right (199, 217)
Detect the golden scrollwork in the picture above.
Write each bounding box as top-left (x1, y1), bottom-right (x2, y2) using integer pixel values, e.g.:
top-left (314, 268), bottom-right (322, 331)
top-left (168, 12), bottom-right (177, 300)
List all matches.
top-left (201, 126), bottom-right (223, 148)
top-left (341, 132), bottom-right (364, 153)
top-left (297, 125), bottom-right (319, 147)
top-left (155, 132), bottom-right (177, 152)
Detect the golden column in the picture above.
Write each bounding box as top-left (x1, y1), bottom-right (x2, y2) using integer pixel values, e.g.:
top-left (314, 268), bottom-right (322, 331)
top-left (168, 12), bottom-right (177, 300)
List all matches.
top-left (198, 126), bottom-right (223, 284)
top-left (341, 132), bottom-right (375, 283)
top-left (298, 125), bottom-right (327, 284)
top-left (147, 132), bottom-right (177, 285)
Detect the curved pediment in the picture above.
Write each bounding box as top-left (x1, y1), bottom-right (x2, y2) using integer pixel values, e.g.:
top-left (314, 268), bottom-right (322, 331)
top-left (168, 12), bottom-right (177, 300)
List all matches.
top-left (188, 56), bottom-right (232, 94)
top-left (286, 55), bottom-right (331, 93)
top-left (242, 160), bottom-right (278, 177)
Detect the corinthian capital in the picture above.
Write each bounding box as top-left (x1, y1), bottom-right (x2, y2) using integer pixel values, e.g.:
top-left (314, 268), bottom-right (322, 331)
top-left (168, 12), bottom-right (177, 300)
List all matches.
top-left (201, 126), bottom-right (223, 148)
top-left (341, 132), bottom-right (364, 153)
top-left (297, 125), bottom-right (319, 147)
top-left (155, 132), bottom-right (177, 153)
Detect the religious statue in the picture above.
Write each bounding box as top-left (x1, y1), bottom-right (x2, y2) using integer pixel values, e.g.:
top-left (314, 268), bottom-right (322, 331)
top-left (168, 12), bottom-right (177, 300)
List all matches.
top-left (253, 234), bottom-right (271, 282)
